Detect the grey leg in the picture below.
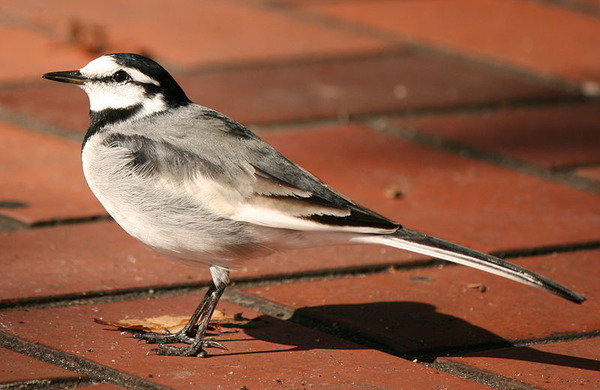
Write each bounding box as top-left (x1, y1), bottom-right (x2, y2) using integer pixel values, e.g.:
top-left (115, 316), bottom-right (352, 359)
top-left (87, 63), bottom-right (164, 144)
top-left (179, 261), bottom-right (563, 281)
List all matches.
top-left (136, 266), bottom-right (230, 357)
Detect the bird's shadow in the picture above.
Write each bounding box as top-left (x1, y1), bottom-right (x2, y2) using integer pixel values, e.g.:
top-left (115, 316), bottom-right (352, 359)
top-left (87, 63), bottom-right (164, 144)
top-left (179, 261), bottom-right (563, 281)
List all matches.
top-left (237, 301), bottom-right (599, 372)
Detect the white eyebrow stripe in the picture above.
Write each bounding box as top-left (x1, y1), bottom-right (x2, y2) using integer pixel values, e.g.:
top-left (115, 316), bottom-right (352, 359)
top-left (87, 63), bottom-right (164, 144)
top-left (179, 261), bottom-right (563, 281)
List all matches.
top-left (79, 55), bottom-right (160, 86)
top-left (80, 56), bottom-right (119, 78)
top-left (126, 68), bottom-right (160, 86)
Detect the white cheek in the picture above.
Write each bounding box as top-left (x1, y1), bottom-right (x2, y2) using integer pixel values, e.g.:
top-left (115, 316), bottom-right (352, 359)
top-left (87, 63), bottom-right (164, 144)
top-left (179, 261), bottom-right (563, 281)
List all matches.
top-left (81, 83), bottom-right (167, 118)
top-left (82, 83), bottom-right (145, 111)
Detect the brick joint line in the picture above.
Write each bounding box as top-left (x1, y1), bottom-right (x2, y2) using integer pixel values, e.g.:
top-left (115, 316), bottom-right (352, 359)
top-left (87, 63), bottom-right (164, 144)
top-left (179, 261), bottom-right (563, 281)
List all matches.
top-left (374, 116), bottom-right (600, 195)
top-left (0, 377), bottom-right (96, 390)
top-left (1, 239), bottom-right (597, 312)
top-left (0, 332), bottom-right (169, 390)
top-left (426, 359), bottom-right (541, 390)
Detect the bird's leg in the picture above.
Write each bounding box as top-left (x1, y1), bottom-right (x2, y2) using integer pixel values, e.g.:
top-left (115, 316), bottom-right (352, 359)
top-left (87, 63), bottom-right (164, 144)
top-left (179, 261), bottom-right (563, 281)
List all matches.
top-left (133, 283), bottom-right (216, 345)
top-left (148, 266), bottom-right (230, 357)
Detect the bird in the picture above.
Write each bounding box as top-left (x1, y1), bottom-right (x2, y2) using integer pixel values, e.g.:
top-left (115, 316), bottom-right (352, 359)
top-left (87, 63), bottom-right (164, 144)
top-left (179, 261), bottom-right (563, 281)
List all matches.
top-left (42, 53), bottom-right (585, 357)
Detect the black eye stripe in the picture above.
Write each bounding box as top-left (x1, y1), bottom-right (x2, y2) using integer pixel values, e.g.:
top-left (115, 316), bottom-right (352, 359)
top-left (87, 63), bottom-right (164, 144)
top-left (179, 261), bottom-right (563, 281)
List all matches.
top-left (90, 71), bottom-right (130, 83)
top-left (95, 75), bottom-right (127, 83)
top-left (94, 72), bottom-right (159, 88)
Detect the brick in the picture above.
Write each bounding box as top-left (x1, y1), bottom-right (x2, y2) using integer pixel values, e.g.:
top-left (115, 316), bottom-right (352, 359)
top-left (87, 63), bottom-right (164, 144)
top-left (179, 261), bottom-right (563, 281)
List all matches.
top-left (1, 52), bottom-right (575, 134)
top-left (0, 297), bottom-right (490, 390)
top-left (0, 25), bottom-right (90, 83)
top-left (442, 338), bottom-right (600, 390)
top-left (259, 125), bottom-right (600, 251)
top-left (393, 103), bottom-right (600, 169)
top-left (0, 83), bottom-right (90, 135)
top-left (0, 219), bottom-right (419, 306)
top-left (3, 124), bottom-right (599, 305)
top-left (0, 122), bottom-right (104, 224)
top-left (181, 52), bottom-right (573, 125)
top-left (305, 0), bottom-right (600, 83)
top-left (0, 220), bottom-right (419, 305)
top-left (0, 347), bottom-right (80, 384)
top-left (0, 0), bottom-right (388, 71)
top-left (4, 124), bottom-right (599, 303)
top-left (577, 166), bottom-right (600, 181)
top-left (0, 221), bottom-right (207, 305)
top-left (243, 250), bottom-right (598, 355)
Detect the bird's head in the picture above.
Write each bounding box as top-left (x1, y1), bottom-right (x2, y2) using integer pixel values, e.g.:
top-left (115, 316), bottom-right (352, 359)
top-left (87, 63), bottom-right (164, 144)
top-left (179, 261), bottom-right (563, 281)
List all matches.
top-left (43, 53), bottom-right (191, 121)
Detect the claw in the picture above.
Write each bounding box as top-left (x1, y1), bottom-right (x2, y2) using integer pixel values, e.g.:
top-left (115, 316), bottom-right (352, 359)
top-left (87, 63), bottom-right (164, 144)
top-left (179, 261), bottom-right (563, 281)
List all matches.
top-left (203, 340), bottom-right (227, 350)
top-left (147, 348), bottom-right (162, 356)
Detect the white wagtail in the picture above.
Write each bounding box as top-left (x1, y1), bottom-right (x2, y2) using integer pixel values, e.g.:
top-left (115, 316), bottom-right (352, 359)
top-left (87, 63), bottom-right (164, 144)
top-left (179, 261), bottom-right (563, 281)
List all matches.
top-left (43, 53), bottom-right (585, 357)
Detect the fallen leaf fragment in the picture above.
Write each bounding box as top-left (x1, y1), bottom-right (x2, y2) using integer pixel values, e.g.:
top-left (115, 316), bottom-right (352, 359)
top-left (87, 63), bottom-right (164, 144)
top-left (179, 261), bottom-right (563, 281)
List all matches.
top-left (95, 310), bottom-right (247, 335)
top-left (95, 315), bottom-right (190, 334)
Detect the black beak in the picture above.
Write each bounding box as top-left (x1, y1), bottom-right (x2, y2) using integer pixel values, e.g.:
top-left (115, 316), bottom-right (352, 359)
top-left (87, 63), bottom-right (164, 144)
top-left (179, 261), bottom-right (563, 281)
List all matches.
top-left (42, 70), bottom-right (87, 85)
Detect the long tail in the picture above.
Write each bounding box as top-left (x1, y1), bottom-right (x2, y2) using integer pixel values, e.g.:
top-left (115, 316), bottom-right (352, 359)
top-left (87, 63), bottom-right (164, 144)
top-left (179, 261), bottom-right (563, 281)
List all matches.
top-left (351, 228), bottom-right (585, 304)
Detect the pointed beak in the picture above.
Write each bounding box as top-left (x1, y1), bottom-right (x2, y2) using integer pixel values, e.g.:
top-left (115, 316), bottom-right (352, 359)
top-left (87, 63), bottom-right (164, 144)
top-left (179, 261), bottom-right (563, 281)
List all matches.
top-left (42, 70), bottom-right (87, 85)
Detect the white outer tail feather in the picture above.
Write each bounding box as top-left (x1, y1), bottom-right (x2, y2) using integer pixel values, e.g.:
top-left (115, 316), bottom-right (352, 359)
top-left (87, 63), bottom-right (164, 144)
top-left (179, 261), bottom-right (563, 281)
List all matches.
top-left (352, 234), bottom-right (529, 284)
top-left (350, 229), bottom-right (585, 304)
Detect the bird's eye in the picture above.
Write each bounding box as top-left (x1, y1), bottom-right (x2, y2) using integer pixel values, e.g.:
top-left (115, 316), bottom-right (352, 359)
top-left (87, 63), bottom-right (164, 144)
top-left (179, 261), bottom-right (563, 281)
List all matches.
top-left (112, 70), bottom-right (130, 83)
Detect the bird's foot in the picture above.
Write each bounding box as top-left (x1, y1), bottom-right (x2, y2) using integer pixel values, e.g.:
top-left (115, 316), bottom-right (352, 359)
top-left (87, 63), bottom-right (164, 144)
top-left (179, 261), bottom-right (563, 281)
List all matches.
top-left (149, 340), bottom-right (227, 358)
top-left (132, 329), bottom-right (195, 345)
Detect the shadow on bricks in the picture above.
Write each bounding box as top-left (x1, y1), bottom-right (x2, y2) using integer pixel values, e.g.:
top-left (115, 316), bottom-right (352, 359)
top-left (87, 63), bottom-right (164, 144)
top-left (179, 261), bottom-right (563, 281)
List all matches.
top-left (241, 302), bottom-right (600, 372)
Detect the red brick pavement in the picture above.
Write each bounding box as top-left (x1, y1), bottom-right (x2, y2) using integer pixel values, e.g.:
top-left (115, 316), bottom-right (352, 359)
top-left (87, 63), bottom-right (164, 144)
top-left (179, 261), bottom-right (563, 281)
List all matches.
top-left (1, 1), bottom-right (599, 389)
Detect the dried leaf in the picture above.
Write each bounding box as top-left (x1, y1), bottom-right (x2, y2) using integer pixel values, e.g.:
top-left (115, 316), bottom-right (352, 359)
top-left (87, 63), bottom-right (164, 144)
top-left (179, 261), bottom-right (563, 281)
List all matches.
top-left (210, 310), bottom-right (235, 322)
top-left (95, 310), bottom-right (247, 335)
top-left (95, 315), bottom-right (190, 334)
